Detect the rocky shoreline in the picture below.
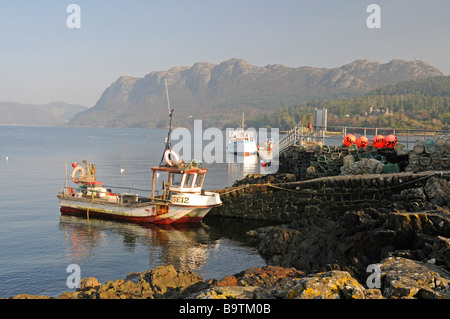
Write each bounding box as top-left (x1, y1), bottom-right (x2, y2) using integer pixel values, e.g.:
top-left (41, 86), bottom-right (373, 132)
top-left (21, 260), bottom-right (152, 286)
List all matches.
top-left (246, 175), bottom-right (449, 283)
top-left (7, 257), bottom-right (449, 300)
top-left (7, 174), bottom-right (450, 300)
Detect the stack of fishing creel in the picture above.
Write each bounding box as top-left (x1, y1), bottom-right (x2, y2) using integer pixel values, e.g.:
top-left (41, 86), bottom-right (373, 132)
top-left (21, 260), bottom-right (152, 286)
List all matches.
top-left (306, 145), bottom-right (346, 177)
top-left (406, 136), bottom-right (450, 172)
top-left (279, 145), bottom-right (316, 175)
top-left (339, 144), bottom-right (400, 175)
top-left (339, 134), bottom-right (407, 175)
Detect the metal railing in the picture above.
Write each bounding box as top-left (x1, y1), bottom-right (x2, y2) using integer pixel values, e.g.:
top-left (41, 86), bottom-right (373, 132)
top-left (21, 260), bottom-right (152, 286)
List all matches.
top-left (271, 122), bottom-right (449, 157)
top-left (330, 125), bottom-right (449, 149)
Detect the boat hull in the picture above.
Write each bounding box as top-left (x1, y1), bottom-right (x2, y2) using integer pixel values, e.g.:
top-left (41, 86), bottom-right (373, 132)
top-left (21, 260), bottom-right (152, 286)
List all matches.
top-left (171, 207), bottom-right (211, 223)
top-left (58, 195), bottom-right (219, 225)
top-left (227, 140), bottom-right (257, 155)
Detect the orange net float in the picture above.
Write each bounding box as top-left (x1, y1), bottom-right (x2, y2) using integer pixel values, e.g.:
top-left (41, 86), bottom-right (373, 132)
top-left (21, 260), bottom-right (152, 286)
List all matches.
top-left (373, 135), bottom-right (385, 148)
top-left (356, 136), bottom-right (369, 148)
top-left (343, 134), bottom-right (357, 147)
top-left (385, 134), bottom-right (398, 148)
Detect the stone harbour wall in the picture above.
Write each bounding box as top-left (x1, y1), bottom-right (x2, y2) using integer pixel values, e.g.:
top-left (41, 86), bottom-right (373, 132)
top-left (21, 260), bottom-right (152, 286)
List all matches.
top-left (207, 171), bottom-right (450, 223)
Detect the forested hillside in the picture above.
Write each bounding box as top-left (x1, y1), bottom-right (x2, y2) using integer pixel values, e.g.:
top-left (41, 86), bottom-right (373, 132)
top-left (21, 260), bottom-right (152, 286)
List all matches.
top-left (368, 76), bottom-right (449, 97)
top-left (245, 76), bottom-right (450, 131)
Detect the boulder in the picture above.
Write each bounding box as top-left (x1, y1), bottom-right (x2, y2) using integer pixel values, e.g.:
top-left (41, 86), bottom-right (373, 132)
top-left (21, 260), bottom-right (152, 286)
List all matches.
top-left (98, 291), bottom-right (120, 299)
top-left (284, 270), bottom-right (366, 299)
top-left (213, 265), bottom-right (304, 289)
top-left (424, 176), bottom-right (450, 206)
top-left (138, 264), bottom-right (204, 297)
top-left (380, 257), bottom-right (450, 299)
top-left (429, 236), bottom-right (450, 269)
top-left (258, 226), bottom-right (302, 256)
top-left (399, 187), bottom-right (426, 201)
top-left (215, 276), bottom-right (238, 287)
top-left (192, 286), bottom-right (258, 299)
top-left (233, 265), bottom-right (304, 287)
top-left (79, 277), bottom-right (101, 290)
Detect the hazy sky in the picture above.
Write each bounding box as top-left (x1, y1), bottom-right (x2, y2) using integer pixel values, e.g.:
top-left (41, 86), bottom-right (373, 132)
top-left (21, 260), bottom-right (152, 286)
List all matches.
top-left (0, 0), bottom-right (449, 107)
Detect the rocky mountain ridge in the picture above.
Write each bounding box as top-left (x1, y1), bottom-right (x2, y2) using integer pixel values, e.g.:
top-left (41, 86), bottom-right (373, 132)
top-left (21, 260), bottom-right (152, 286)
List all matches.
top-left (69, 58), bottom-right (443, 128)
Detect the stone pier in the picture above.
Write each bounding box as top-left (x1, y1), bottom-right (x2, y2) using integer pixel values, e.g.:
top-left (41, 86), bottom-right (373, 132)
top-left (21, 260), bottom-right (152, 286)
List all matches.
top-left (207, 171), bottom-right (450, 223)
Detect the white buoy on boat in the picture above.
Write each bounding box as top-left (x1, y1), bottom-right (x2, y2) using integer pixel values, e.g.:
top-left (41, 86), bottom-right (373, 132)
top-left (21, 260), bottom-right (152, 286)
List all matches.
top-left (120, 168), bottom-right (124, 174)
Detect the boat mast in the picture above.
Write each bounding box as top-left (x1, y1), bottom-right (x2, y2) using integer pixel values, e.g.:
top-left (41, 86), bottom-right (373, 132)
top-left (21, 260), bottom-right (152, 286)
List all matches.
top-left (160, 78), bottom-right (174, 166)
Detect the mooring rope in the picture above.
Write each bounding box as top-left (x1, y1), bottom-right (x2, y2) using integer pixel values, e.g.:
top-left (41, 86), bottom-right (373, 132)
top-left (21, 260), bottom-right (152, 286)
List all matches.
top-left (215, 172), bottom-right (440, 196)
top-left (86, 193), bottom-right (95, 224)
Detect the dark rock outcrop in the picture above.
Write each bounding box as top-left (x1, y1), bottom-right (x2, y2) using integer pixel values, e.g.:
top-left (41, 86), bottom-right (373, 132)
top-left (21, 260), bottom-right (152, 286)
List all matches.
top-left (247, 175), bottom-right (450, 286)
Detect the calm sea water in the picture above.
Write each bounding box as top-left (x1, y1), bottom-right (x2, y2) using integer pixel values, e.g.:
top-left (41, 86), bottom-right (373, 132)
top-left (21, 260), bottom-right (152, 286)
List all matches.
top-left (0, 125), bottom-right (270, 297)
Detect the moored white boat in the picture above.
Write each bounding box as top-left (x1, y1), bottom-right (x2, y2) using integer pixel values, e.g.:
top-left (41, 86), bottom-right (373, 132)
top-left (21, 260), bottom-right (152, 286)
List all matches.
top-left (227, 113), bottom-right (257, 156)
top-left (58, 160), bottom-right (222, 225)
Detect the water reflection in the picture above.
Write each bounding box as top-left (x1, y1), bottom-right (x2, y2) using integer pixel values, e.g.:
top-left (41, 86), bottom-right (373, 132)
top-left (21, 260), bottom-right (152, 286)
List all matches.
top-left (58, 215), bottom-right (216, 273)
top-left (58, 214), bottom-right (272, 279)
top-left (226, 153), bottom-right (259, 179)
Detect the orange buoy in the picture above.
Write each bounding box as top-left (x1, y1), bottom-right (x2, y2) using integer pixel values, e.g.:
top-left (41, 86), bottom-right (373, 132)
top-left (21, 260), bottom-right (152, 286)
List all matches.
top-left (373, 135), bottom-right (385, 148)
top-left (356, 136), bottom-right (369, 148)
top-left (72, 162), bottom-right (77, 168)
top-left (343, 134), bottom-right (356, 147)
top-left (385, 134), bottom-right (398, 148)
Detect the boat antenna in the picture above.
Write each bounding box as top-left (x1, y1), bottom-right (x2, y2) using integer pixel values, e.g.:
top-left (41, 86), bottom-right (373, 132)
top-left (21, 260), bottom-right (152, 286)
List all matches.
top-left (160, 78), bottom-right (174, 166)
top-left (165, 78), bottom-right (171, 116)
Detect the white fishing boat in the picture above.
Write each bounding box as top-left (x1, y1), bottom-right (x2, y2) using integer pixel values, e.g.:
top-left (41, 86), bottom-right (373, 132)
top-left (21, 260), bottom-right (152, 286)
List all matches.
top-left (58, 159), bottom-right (221, 224)
top-left (58, 80), bottom-right (222, 225)
top-left (227, 113), bottom-right (257, 156)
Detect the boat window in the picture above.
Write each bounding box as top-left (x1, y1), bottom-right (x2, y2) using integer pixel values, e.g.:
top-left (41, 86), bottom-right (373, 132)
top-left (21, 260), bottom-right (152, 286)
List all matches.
top-left (183, 174), bottom-right (194, 188)
top-left (194, 174), bottom-right (204, 187)
top-left (171, 173), bottom-right (183, 187)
